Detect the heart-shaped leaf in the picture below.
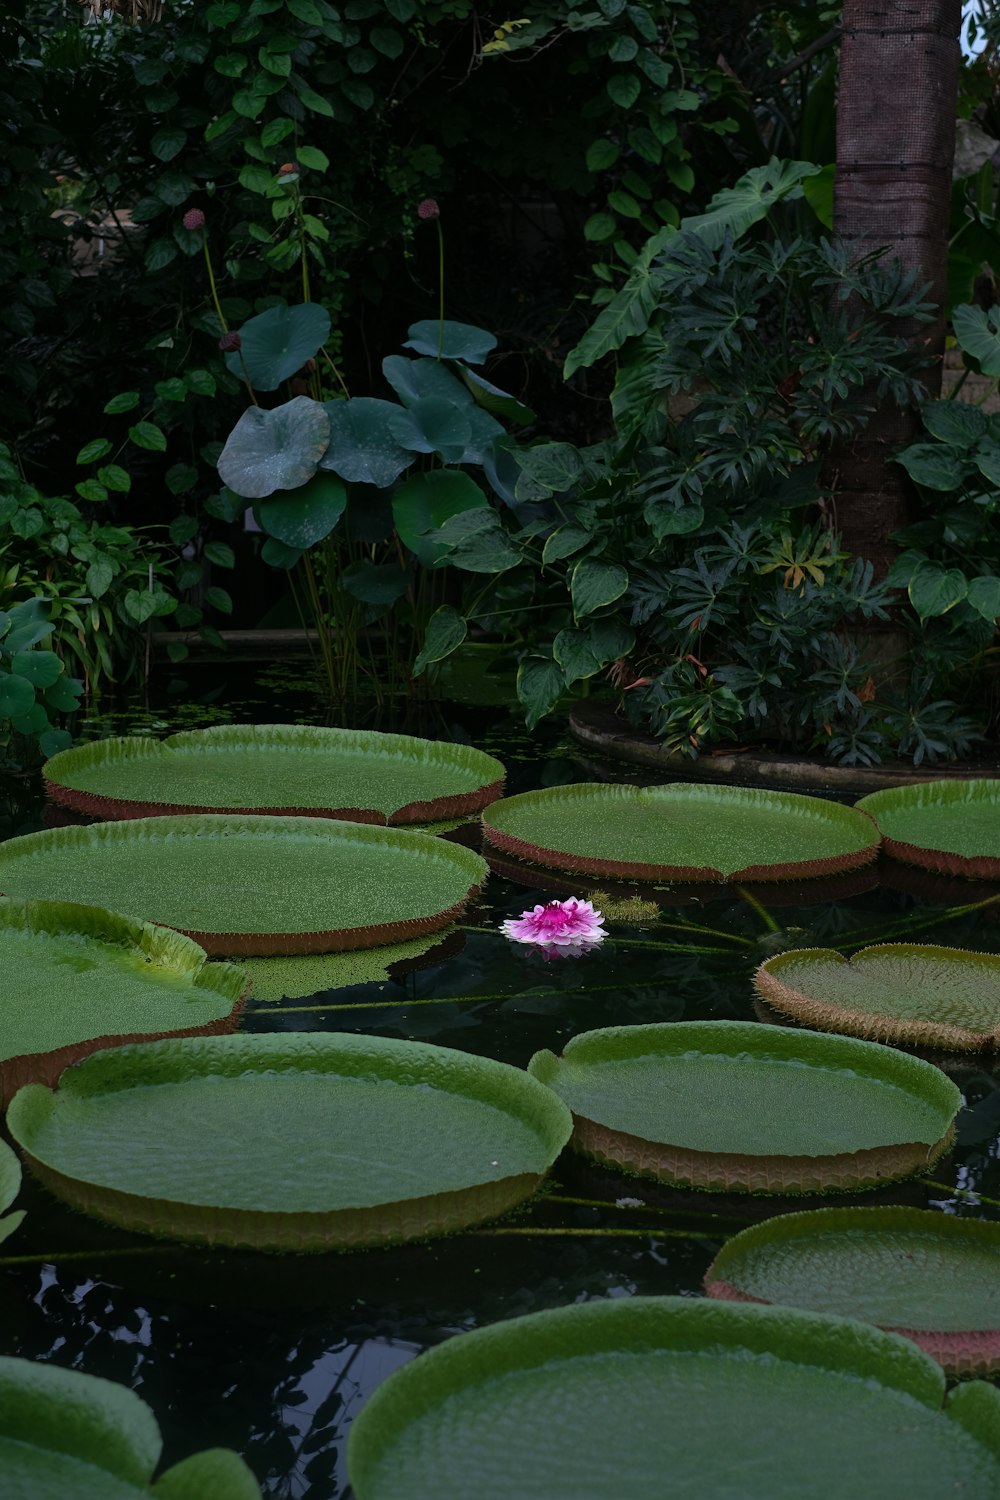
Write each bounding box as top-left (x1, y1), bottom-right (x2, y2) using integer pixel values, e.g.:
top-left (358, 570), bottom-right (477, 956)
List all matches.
top-left (321, 398), bottom-right (414, 487)
top-left (224, 302), bottom-right (332, 391)
top-left (218, 397), bottom-right (329, 499)
top-left (392, 470), bottom-right (489, 566)
top-left (256, 470), bottom-right (347, 548)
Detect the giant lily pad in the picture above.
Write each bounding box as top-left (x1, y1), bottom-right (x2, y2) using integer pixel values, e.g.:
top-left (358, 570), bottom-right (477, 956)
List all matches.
top-left (856, 780), bottom-right (1000, 878)
top-left (347, 1296), bottom-right (1000, 1500)
top-left (755, 943), bottom-right (1000, 1051)
top-left (0, 815), bottom-right (488, 957)
top-left (705, 1207), bottom-right (1000, 1376)
top-left (0, 1139), bottom-right (24, 1244)
top-left (482, 783), bottom-right (880, 882)
top-left (43, 724), bottom-right (505, 823)
top-left (528, 1021), bottom-right (959, 1193)
top-left (0, 897), bottom-right (246, 1107)
top-left (0, 1353), bottom-right (261, 1497)
top-left (7, 1033), bottom-right (572, 1251)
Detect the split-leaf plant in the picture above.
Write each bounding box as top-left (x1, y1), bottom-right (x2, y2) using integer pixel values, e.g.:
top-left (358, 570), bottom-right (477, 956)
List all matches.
top-left (427, 159), bottom-right (984, 766)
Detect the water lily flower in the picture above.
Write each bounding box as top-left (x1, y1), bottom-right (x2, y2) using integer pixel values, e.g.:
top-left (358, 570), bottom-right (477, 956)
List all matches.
top-left (501, 898), bottom-right (606, 951)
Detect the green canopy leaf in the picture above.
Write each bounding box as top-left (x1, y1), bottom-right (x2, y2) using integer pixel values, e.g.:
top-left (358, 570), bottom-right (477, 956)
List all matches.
top-left (392, 470), bottom-right (489, 566)
top-left (256, 470), bottom-right (347, 548)
top-left (217, 397), bottom-right (329, 499)
top-left (321, 398), bottom-right (414, 487)
top-left (224, 302), bottom-right (331, 391)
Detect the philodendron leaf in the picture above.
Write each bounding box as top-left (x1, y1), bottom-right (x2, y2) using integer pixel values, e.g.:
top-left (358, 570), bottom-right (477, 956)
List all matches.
top-left (392, 470), bottom-right (489, 566)
top-left (256, 471), bottom-right (348, 549)
top-left (553, 627), bottom-right (601, 684)
top-left (435, 508), bottom-right (520, 573)
top-left (921, 400), bottom-right (988, 450)
top-left (321, 398), bottom-right (414, 487)
top-left (907, 563), bottom-right (968, 619)
top-left (388, 397), bottom-right (472, 462)
top-left (967, 575), bottom-right (1000, 622)
top-left (952, 303), bottom-right (1000, 376)
top-left (218, 397), bottom-right (329, 499)
top-left (0, 1139), bottom-right (24, 1245)
top-left (571, 557), bottom-right (629, 619)
top-left (413, 605), bottom-right (468, 675)
top-left (681, 158), bottom-right (821, 248)
top-left (517, 657), bottom-right (566, 730)
top-left (402, 320), bottom-right (497, 364)
top-left (515, 443), bottom-right (585, 497)
top-left (896, 442), bottom-right (969, 492)
top-left (224, 302), bottom-right (331, 391)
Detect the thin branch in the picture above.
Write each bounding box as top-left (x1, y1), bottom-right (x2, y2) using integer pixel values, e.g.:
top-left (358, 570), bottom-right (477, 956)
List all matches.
top-left (764, 26), bottom-right (841, 87)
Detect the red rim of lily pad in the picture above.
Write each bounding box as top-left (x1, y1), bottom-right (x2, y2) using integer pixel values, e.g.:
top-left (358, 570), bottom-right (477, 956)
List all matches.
top-left (43, 724), bottom-right (506, 826)
top-left (704, 1206), bottom-right (1000, 1377)
top-left (481, 783), bottom-right (881, 883)
top-left (856, 780), bottom-right (1000, 880)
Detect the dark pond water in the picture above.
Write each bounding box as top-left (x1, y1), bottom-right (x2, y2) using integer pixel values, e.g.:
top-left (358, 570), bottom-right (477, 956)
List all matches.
top-left (2, 662), bottom-right (1000, 1499)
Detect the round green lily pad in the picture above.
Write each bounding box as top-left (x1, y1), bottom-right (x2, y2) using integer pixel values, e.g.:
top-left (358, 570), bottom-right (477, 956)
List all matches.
top-left (755, 943), bottom-right (1000, 1051)
top-left (705, 1207), bottom-right (1000, 1376)
top-left (481, 782), bottom-right (880, 882)
top-left (0, 897), bottom-right (246, 1107)
top-left (43, 723), bottom-right (505, 824)
top-left (7, 1032), bottom-right (572, 1251)
top-left (0, 1353), bottom-right (261, 1498)
top-left (347, 1296), bottom-right (1000, 1500)
top-left (856, 780), bottom-right (1000, 879)
top-left (0, 814), bottom-right (487, 957)
top-left (527, 1021), bottom-right (960, 1193)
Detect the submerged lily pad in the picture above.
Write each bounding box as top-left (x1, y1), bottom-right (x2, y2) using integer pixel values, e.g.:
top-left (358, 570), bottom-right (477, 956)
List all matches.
top-left (705, 1207), bottom-right (1000, 1376)
top-left (0, 815), bottom-right (487, 957)
top-left (7, 1033), bottom-right (572, 1251)
top-left (856, 780), bottom-right (1000, 878)
top-left (482, 783), bottom-right (880, 881)
top-left (755, 943), bottom-right (1000, 1051)
top-left (43, 723), bottom-right (505, 823)
top-left (0, 1139), bottom-right (24, 1245)
top-left (0, 1353), bottom-right (261, 1497)
top-left (0, 897), bottom-right (246, 1106)
top-left (347, 1297), bottom-right (1000, 1500)
top-left (244, 928), bottom-right (461, 1001)
top-left (528, 1021), bottom-right (959, 1193)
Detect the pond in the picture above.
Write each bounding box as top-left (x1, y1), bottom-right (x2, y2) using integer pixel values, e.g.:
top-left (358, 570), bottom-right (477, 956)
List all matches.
top-left (2, 661), bottom-right (1000, 1499)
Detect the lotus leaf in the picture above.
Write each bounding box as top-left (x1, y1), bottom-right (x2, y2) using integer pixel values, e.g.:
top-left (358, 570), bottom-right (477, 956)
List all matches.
top-left (320, 398), bottom-right (414, 487)
top-left (755, 943), bottom-right (1000, 1050)
top-left (347, 1297), bottom-right (1000, 1499)
top-left (0, 815), bottom-right (488, 956)
top-left (391, 470), bottom-right (489, 567)
top-left (0, 1354), bottom-right (261, 1497)
top-left (381, 355), bottom-right (474, 408)
top-left (402, 319), bottom-right (497, 364)
top-left (705, 1206), bottom-right (1000, 1376)
top-left (0, 897), bottom-right (245, 1106)
top-left (223, 301), bottom-right (331, 391)
top-left (255, 470), bottom-right (347, 549)
top-left (0, 1138), bottom-right (24, 1244)
top-left (528, 1021), bottom-right (960, 1193)
top-left (7, 1032), bottom-right (573, 1250)
top-left (43, 723), bottom-right (505, 823)
top-left (856, 780), bottom-right (1000, 878)
top-left (482, 782), bottom-right (880, 881)
top-left (217, 397), bottom-right (330, 499)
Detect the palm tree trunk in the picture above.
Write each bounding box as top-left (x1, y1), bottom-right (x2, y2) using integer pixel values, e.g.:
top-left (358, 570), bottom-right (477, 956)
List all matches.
top-left (832, 0), bottom-right (961, 571)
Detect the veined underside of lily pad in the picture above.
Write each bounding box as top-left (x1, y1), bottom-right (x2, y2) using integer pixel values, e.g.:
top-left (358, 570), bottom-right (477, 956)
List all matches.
top-left (0, 1353), bottom-right (262, 1498)
top-left (346, 1296), bottom-right (1000, 1500)
top-left (0, 815), bottom-right (488, 957)
top-left (6, 1032), bottom-right (573, 1251)
top-left (43, 723), bottom-right (505, 825)
top-left (755, 943), bottom-right (1000, 1051)
top-left (481, 782), bottom-right (880, 882)
top-left (705, 1206), bottom-right (1000, 1377)
top-left (856, 779), bottom-right (1000, 879)
top-left (528, 1021), bottom-right (960, 1194)
top-left (0, 897), bottom-right (246, 1107)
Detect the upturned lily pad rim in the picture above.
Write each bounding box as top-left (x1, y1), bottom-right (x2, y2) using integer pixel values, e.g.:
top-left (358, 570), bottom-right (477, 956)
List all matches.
top-left (705, 1205), bottom-right (1000, 1376)
top-left (0, 1353), bottom-right (262, 1497)
top-left (0, 896), bottom-right (247, 1106)
top-left (856, 779), bottom-right (1000, 878)
top-left (0, 815), bottom-right (488, 957)
top-left (43, 723), bottom-right (506, 824)
top-left (755, 943), bottom-right (1000, 1051)
top-left (7, 1032), bottom-right (573, 1252)
top-left (528, 1021), bottom-right (960, 1194)
top-left (481, 782), bottom-right (881, 882)
top-left (347, 1296), bottom-right (1000, 1497)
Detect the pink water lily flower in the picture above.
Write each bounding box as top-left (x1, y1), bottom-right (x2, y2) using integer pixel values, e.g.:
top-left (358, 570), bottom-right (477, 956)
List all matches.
top-left (501, 898), bottom-right (606, 951)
